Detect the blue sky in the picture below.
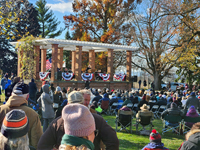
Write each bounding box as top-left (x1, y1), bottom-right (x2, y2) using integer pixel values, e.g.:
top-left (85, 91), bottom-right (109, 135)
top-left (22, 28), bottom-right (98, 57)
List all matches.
top-left (29, 0), bottom-right (74, 39)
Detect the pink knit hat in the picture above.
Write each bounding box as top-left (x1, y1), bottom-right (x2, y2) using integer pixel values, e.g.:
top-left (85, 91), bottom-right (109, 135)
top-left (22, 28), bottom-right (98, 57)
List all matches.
top-left (62, 103), bottom-right (95, 137)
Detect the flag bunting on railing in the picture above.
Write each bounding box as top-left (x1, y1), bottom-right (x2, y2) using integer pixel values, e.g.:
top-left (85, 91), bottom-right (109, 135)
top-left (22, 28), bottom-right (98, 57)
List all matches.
top-left (39, 72), bottom-right (50, 81)
top-left (98, 73), bottom-right (110, 81)
top-left (81, 73), bottom-right (93, 81)
top-left (62, 72), bottom-right (74, 81)
top-left (114, 74), bottom-right (126, 81)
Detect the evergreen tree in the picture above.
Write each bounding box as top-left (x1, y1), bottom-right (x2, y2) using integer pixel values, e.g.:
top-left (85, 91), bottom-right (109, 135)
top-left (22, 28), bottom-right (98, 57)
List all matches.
top-left (14, 1), bottom-right (41, 41)
top-left (36, 0), bottom-right (63, 38)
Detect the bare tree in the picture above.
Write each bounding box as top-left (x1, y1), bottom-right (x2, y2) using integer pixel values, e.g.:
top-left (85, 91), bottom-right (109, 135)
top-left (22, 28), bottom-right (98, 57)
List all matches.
top-left (130, 0), bottom-right (180, 90)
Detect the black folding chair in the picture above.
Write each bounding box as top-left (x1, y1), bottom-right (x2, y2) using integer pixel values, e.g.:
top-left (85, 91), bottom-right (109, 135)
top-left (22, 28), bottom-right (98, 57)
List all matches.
top-left (115, 110), bottom-right (134, 133)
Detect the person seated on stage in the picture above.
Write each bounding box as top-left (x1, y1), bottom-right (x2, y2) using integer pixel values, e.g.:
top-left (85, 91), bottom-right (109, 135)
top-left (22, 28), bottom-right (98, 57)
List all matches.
top-left (85, 65), bottom-right (91, 73)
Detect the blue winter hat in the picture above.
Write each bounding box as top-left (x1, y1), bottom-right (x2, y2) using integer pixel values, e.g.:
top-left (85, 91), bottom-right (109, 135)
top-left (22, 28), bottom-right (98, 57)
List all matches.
top-left (190, 92), bottom-right (195, 96)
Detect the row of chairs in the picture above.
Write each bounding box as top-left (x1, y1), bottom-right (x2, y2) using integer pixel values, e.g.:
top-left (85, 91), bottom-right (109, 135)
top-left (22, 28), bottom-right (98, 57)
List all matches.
top-left (115, 110), bottom-right (154, 134)
top-left (126, 103), bottom-right (167, 119)
top-left (162, 115), bottom-right (200, 135)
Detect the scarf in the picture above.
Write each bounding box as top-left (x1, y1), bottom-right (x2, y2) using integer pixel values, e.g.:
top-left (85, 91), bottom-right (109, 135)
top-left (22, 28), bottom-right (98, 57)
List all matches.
top-left (61, 134), bottom-right (94, 150)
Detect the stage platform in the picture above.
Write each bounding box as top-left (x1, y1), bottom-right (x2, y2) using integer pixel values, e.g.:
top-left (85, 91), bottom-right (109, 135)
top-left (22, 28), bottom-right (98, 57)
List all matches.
top-left (35, 80), bottom-right (132, 91)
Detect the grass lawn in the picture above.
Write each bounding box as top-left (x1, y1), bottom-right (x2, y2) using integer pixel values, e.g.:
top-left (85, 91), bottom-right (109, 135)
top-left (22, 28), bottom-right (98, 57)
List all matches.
top-left (102, 114), bottom-right (185, 150)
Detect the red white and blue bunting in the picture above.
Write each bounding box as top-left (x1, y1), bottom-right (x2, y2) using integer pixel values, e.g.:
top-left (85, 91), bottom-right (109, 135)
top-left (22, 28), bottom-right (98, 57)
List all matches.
top-left (62, 72), bottom-right (74, 81)
top-left (114, 74), bottom-right (126, 81)
top-left (39, 72), bottom-right (50, 81)
top-left (98, 73), bottom-right (110, 81)
top-left (81, 73), bottom-right (93, 81)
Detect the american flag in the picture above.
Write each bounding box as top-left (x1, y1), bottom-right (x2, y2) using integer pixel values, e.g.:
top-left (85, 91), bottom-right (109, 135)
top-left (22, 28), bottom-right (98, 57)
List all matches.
top-left (46, 58), bottom-right (52, 70)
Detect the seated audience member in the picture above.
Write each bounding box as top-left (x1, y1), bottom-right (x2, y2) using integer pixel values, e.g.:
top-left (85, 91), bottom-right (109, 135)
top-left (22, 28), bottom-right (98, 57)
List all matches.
top-left (137, 95), bottom-right (149, 111)
top-left (156, 94), bottom-right (167, 107)
top-left (116, 93), bottom-right (124, 110)
top-left (122, 96), bottom-right (132, 107)
top-left (181, 97), bottom-right (187, 108)
top-left (59, 103), bottom-right (95, 150)
top-left (185, 106), bottom-right (199, 128)
top-left (37, 91), bottom-right (119, 150)
top-left (161, 102), bottom-right (184, 127)
top-left (179, 122), bottom-right (200, 150)
top-left (92, 90), bottom-right (102, 103)
top-left (142, 129), bottom-right (169, 150)
top-left (136, 104), bottom-right (154, 120)
top-left (120, 105), bottom-right (131, 111)
top-left (0, 109), bottom-right (34, 150)
top-left (131, 93), bottom-right (139, 105)
top-left (109, 93), bottom-right (118, 106)
top-left (184, 92), bottom-right (200, 112)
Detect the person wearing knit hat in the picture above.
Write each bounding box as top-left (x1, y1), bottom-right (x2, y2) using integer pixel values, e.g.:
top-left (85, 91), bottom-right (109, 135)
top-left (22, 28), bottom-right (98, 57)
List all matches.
top-left (53, 86), bottom-right (63, 111)
top-left (142, 129), bottom-right (169, 150)
top-left (59, 103), bottom-right (96, 150)
top-left (37, 90), bottom-right (119, 150)
top-left (185, 106), bottom-right (199, 128)
top-left (0, 109), bottom-right (30, 150)
top-left (0, 82), bottom-right (42, 149)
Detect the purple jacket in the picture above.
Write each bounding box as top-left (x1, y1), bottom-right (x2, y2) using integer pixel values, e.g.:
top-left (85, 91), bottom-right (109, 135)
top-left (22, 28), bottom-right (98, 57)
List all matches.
top-left (186, 107), bottom-right (199, 127)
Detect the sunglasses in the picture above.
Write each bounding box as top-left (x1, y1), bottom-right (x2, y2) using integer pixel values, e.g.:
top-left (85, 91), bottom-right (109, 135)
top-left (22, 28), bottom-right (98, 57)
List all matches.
top-left (94, 130), bottom-right (98, 137)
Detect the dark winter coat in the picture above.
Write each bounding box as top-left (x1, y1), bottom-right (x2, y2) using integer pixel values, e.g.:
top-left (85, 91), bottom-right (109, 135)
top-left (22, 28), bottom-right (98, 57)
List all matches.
top-left (29, 80), bottom-right (38, 102)
top-left (181, 130), bottom-right (200, 150)
top-left (161, 103), bottom-right (184, 121)
top-left (92, 94), bottom-right (102, 103)
top-left (184, 95), bottom-right (200, 112)
top-left (53, 92), bottom-right (63, 105)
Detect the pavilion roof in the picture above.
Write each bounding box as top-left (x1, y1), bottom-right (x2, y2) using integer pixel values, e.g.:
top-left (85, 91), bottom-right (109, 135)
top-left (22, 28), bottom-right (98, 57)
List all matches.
top-left (10, 38), bottom-right (138, 52)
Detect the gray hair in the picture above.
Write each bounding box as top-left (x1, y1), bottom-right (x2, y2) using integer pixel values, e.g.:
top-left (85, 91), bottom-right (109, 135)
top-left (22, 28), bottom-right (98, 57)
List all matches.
top-left (79, 89), bottom-right (91, 96)
top-left (0, 133), bottom-right (29, 150)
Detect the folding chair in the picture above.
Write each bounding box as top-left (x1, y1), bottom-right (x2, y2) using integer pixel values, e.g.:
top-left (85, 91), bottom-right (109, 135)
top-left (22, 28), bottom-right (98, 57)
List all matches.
top-left (110, 102), bottom-right (118, 115)
top-left (132, 103), bottom-right (138, 114)
top-left (151, 105), bottom-right (159, 119)
top-left (101, 100), bottom-right (109, 115)
top-left (162, 115), bottom-right (182, 135)
top-left (182, 116), bottom-right (200, 134)
top-left (115, 110), bottom-right (134, 133)
top-left (127, 103), bottom-right (133, 109)
top-left (157, 105), bottom-right (166, 119)
top-left (136, 115), bottom-right (153, 134)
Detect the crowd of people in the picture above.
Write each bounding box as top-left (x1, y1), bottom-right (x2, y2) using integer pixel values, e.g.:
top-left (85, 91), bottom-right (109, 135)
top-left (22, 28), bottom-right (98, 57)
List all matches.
top-left (0, 73), bottom-right (200, 150)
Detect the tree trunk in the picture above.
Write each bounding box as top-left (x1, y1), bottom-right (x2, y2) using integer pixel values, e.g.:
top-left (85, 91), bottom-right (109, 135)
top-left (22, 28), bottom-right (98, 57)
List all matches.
top-left (154, 72), bottom-right (161, 90)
